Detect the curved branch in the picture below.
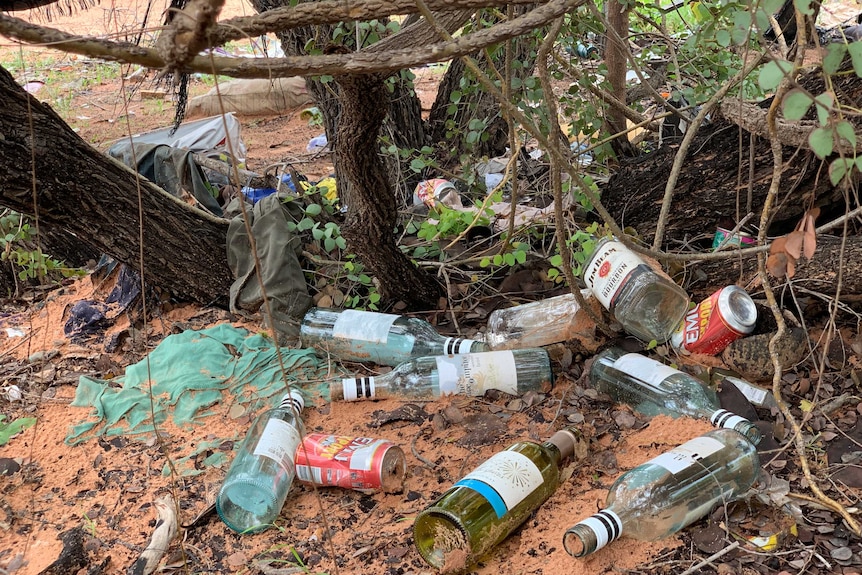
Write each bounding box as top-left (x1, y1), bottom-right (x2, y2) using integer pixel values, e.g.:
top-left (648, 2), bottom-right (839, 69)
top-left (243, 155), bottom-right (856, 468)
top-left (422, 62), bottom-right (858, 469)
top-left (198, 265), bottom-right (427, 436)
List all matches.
top-left (0, 0), bottom-right (580, 78)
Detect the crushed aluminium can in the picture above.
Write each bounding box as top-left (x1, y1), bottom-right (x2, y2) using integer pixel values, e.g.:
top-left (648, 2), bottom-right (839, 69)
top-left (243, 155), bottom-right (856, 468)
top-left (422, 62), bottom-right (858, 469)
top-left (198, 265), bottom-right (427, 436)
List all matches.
top-left (671, 285), bottom-right (757, 355)
top-left (294, 434), bottom-right (407, 494)
top-left (413, 178), bottom-right (458, 208)
top-left (712, 227), bottom-right (756, 250)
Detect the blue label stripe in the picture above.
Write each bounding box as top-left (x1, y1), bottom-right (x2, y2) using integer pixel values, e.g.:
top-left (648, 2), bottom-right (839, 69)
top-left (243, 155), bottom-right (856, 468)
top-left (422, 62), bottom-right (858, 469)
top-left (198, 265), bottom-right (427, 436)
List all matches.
top-left (455, 478), bottom-right (508, 519)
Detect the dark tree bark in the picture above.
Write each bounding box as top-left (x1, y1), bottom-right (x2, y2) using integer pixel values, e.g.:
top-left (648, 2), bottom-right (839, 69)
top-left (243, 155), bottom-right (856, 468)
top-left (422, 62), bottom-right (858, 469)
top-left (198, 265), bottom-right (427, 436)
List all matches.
top-left (603, 0), bottom-right (635, 158)
top-left (0, 64), bottom-right (232, 305)
top-left (334, 72), bottom-right (443, 308)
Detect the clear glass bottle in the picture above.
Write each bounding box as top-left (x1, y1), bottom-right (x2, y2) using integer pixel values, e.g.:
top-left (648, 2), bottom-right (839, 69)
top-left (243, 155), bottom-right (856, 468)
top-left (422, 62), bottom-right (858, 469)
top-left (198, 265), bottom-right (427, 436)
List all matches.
top-left (329, 349), bottom-right (553, 401)
top-left (414, 427), bottom-right (580, 569)
top-left (216, 390), bottom-right (305, 534)
top-left (582, 236), bottom-right (689, 343)
top-left (563, 428), bottom-right (761, 557)
top-left (300, 307), bottom-right (488, 366)
top-left (590, 347), bottom-right (761, 444)
top-left (484, 289), bottom-right (595, 350)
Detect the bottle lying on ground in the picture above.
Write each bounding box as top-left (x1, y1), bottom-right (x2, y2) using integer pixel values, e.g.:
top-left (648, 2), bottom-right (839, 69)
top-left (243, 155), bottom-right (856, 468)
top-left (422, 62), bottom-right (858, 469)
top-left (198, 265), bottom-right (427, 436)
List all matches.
top-left (414, 427), bottom-right (581, 572)
top-left (329, 348), bottom-right (553, 401)
top-left (484, 289), bottom-right (596, 350)
top-left (590, 347), bottom-right (762, 444)
top-left (216, 390), bottom-right (305, 534)
top-left (564, 428), bottom-right (761, 557)
top-left (582, 235), bottom-right (689, 343)
top-left (300, 307), bottom-right (487, 366)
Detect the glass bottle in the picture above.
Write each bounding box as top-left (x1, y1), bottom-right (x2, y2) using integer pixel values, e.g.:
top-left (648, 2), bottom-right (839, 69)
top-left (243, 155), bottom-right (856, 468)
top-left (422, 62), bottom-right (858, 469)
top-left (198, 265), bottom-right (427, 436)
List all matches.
top-left (563, 428), bottom-right (761, 557)
top-left (329, 348), bottom-right (553, 401)
top-left (414, 427), bottom-right (580, 570)
top-left (216, 390), bottom-right (305, 534)
top-left (484, 289), bottom-right (595, 350)
top-left (590, 347), bottom-right (761, 444)
top-left (300, 307), bottom-right (488, 366)
top-left (582, 236), bottom-right (689, 343)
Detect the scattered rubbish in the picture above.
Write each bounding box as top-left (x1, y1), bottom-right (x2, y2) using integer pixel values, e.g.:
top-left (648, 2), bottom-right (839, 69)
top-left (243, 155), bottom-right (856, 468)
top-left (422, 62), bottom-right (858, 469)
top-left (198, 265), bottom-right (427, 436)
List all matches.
top-left (186, 77), bottom-right (311, 118)
top-left (583, 236), bottom-right (690, 343)
top-left (240, 185), bottom-right (277, 204)
top-left (329, 348), bottom-right (553, 401)
top-left (307, 133), bottom-right (328, 153)
top-left (22, 79), bottom-right (44, 94)
top-left (414, 427), bottom-right (581, 570)
top-left (413, 178), bottom-right (463, 209)
top-left (563, 428), bottom-right (761, 557)
top-left (671, 285), bottom-right (757, 355)
top-left (3, 327), bottom-right (25, 338)
top-left (711, 368), bottom-right (777, 409)
top-left (590, 347), bottom-right (762, 444)
top-left (484, 289), bottom-right (601, 351)
top-left (130, 496), bottom-right (178, 575)
top-left (301, 307), bottom-right (487, 366)
top-left (295, 434), bottom-right (407, 494)
top-left (4, 385), bottom-right (22, 402)
top-left (713, 226), bottom-right (756, 250)
top-left (217, 391), bottom-right (305, 533)
top-left (726, 499), bottom-right (798, 552)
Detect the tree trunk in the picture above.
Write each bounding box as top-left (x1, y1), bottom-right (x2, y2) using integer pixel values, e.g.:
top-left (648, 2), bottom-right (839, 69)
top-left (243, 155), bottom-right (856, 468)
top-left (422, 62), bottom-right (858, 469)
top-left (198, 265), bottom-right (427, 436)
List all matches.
top-left (0, 64), bottom-right (232, 305)
top-left (334, 72), bottom-right (443, 308)
top-left (604, 0), bottom-right (635, 158)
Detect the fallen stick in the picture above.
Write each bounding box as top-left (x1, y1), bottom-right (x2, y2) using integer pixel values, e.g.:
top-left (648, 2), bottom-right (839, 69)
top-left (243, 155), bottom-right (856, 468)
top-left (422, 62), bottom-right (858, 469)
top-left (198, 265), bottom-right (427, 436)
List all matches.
top-left (128, 495), bottom-right (178, 575)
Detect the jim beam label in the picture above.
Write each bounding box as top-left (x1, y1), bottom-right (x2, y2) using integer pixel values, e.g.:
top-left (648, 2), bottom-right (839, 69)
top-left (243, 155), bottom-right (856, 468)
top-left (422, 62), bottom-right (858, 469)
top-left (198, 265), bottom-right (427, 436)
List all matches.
top-left (649, 435), bottom-right (724, 475)
top-left (332, 310), bottom-right (397, 344)
top-left (294, 434), bottom-right (395, 492)
top-left (454, 451), bottom-right (544, 518)
top-left (435, 351), bottom-right (518, 396)
top-left (583, 240), bottom-right (647, 310)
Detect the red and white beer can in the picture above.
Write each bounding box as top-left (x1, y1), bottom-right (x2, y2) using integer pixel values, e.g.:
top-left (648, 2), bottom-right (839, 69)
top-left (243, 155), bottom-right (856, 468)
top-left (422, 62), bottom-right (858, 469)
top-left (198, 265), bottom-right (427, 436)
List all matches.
top-left (294, 434), bottom-right (407, 494)
top-left (670, 285), bottom-right (757, 355)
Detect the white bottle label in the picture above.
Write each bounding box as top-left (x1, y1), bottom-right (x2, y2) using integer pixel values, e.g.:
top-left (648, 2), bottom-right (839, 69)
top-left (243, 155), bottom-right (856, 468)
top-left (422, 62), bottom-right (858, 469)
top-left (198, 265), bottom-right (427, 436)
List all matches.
top-left (332, 310), bottom-right (397, 343)
top-left (342, 377), bottom-right (375, 401)
top-left (252, 419), bottom-right (303, 474)
top-left (583, 240), bottom-right (646, 309)
top-left (649, 435), bottom-right (724, 475)
top-left (455, 451), bottom-right (544, 518)
top-left (435, 351), bottom-right (518, 396)
top-left (613, 353), bottom-right (679, 391)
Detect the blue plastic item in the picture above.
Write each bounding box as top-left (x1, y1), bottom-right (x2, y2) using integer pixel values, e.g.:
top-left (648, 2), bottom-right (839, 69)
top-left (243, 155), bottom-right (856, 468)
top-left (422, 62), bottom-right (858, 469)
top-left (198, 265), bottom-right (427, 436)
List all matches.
top-left (241, 186), bottom-right (277, 203)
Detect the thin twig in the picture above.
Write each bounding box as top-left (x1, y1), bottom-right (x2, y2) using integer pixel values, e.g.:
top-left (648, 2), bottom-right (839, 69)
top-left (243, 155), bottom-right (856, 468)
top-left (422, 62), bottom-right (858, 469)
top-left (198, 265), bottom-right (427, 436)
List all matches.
top-left (678, 541), bottom-right (740, 575)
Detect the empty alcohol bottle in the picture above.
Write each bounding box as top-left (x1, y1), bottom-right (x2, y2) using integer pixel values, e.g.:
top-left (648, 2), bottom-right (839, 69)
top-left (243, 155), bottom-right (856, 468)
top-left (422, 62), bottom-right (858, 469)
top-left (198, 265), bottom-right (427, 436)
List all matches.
top-left (414, 427), bottom-right (580, 571)
top-left (330, 349), bottom-right (553, 401)
top-left (590, 347), bottom-right (761, 444)
top-left (484, 289), bottom-right (595, 350)
top-left (300, 307), bottom-right (487, 366)
top-left (582, 236), bottom-right (689, 343)
top-left (216, 390), bottom-right (305, 533)
top-left (564, 428), bottom-right (761, 557)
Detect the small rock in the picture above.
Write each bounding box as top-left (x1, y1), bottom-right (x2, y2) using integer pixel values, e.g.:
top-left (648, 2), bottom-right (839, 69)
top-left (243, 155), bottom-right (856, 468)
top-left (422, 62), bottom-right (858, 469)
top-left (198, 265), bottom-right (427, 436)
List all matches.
top-left (441, 405), bottom-right (464, 424)
top-left (612, 410), bottom-right (636, 429)
top-left (832, 547), bottom-right (854, 562)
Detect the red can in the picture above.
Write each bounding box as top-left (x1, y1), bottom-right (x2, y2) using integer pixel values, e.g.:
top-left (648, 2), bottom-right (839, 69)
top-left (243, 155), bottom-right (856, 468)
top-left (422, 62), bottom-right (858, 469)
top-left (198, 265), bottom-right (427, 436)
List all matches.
top-left (670, 286), bottom-right (757, 355)
top-left (294, 434), bottom-right (406, 494)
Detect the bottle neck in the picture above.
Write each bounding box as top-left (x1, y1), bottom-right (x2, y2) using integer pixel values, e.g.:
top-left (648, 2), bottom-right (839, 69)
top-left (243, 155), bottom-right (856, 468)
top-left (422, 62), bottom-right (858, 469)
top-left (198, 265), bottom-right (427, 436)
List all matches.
top-left (709, 409), bottom-right (762, 445)
top-left (544, 428), bottom-right (579, 466)
top-left (563, 508), bottom-right (624, 557)
top-left (278, 391), bottom-right (304, 412)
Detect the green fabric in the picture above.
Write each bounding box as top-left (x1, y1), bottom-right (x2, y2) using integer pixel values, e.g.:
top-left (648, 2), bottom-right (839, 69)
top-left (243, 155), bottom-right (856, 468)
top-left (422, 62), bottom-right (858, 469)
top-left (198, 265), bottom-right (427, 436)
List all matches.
top-left (226, 193), bottom-right (312, 344)
top-left (66, 325), bottom-right (331, 473)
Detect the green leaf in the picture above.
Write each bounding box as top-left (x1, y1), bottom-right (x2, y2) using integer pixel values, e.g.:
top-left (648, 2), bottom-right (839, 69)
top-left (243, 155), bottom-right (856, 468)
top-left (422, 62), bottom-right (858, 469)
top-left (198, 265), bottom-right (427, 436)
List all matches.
top-left (549, 254), bottom-right (563, 267)
top-left (0, 416), bottom-right (36, 446)
top-left (715, 29), bottom-right (731, 47)
top-left (828, 158), bottom-right (854, 185)
top-left (823, 44), bottom-right (848, 75)
top-left (758, 60), bottom-right (792, 91)
top-left (793, 0), bottom-right (814, 15)
top-left (781, 89), bottom-right (813, 121)
top-left (761, 0), bottom-right (786, 13)
top-left (809, 126), bottom-right (834, 158)
top-left (409, 158), bottom-right (426, 172)
top-left (849, 42), bottom-right (862, 79)
top-left (492, 254), bottom-right (503, 266)
top-left (480, 257), bottom-right (491, 268)
top-left (449, 90), bottom-right (462, 104)
top-left (835, 120), bottom-right (857, 149)
top-left (515, 250), bottom-right (527, 264)
top-left (336, 237), bottom-right (347, 250)
top-left (311, 227), bottom-right (324, 240)
top-left (305, 203), bottom-right (322, 216)
top-left (814, 92), bottom-right (834, 126)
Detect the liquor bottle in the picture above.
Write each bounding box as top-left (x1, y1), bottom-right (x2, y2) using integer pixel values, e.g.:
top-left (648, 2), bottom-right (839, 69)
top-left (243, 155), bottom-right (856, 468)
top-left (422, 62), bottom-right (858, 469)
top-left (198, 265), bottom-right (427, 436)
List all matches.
top-left (484, 289), bottom-right (595, 350)
top-left (329, 348), bottom-right (553, 401)
top-left (300, 307), bottom-right (488, 366)
top-left (582, 236), bottom-right (689, 343)
top-left (216, 390), bottom-right (305, 533)
top-left (710, 368), bottom-right (777, 409)
top-left (564, 428), bottom-right (761, 557)
top-left (414, 427), bottom-right (581, 569)
top-left (590, 347), bottom-right (761, 444)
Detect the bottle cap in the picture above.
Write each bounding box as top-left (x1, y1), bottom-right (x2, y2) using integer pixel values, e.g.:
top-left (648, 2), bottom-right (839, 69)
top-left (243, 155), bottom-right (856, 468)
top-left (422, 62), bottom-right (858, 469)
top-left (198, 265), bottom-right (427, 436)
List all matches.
top-left (564, 509), bottom-right (623, 557)
top-left (548, 427), bottom-right (580, 461)
top-left (710, 409), bottom-right (762, 445)
top-left (280, 389), bottom-right (305, 411)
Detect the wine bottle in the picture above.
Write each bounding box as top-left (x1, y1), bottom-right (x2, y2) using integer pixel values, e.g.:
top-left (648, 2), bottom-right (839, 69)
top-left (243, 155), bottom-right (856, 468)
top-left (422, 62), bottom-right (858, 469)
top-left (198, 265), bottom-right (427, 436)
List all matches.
top-left (484, 289), bottom-right (595, 350)
top-left (413, 427), bottom-right (580, 570)
top-left (590, 347), bottom-right (761, 444)
top-left (300, 307), bottom-right (488, 366)
top-left (582, 236), bottom-right (689, 343)
top-left (564, 428), bottom-right (761, 557)
top-left (216, 390), bottom-right (305, 533)
top-left (329, 349), bottom-right (553, 402)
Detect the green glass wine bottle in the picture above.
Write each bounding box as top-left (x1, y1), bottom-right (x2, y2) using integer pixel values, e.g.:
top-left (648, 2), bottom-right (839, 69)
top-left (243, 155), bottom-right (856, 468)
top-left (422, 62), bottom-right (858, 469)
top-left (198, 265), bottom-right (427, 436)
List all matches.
top-left (413, 427), bottom-right (579, 571)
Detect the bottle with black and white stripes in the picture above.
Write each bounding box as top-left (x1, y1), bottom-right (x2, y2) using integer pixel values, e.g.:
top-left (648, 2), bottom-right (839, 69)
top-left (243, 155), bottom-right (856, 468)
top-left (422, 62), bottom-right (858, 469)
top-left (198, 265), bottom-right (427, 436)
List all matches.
top-left (329, 348), bottom-right (553, 401)
top-left (301, 307), bottom-right (487, 367)
top-left (564, 428), bottom-right (760, 557)
top-left (589, 347), bottom-right (762, 445)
